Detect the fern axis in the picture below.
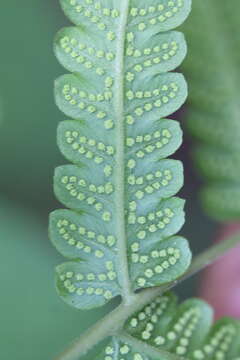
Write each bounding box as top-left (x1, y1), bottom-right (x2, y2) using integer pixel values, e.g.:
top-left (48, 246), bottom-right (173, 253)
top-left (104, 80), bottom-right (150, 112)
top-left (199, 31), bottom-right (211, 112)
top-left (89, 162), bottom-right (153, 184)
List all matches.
top-left (114, 0), bottom-right (133, 303)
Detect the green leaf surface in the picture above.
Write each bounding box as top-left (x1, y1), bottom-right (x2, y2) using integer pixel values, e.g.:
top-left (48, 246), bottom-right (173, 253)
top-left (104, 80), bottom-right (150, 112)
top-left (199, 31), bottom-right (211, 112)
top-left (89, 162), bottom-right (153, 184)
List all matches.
top-left (93, 294), bottom-right (240, 360)
top-left (59, 0), bottom-right (191, 34)
top-left (94, 336), bottom-right (163, 360)
top-left (56, 261), bottom-right (120, 309)
top-left (50, 0), bottom-right (192, 310)
top-left (125, 293), bottom-right (213, 357)
top-left (191, 318), bottom-right (240, 360)
top-left (164, 298), bottom-right (213, 355)
top-left (125, 293), bottom-right (178, 343)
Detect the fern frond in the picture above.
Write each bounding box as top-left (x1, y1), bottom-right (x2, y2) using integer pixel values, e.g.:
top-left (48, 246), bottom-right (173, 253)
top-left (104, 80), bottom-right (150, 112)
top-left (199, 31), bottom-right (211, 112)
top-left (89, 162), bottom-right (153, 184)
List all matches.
top-left (49, 0), bottom-right (192, 310)
top-left (95, 293), bottom-right (240, 360)
top-left (182, 0), bottom-right (240, 221)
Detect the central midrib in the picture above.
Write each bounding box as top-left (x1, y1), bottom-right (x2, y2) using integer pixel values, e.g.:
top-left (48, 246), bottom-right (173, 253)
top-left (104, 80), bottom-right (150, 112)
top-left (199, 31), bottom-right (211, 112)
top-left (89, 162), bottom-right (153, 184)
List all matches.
top-left (114, 0), bottom-right (134, 302)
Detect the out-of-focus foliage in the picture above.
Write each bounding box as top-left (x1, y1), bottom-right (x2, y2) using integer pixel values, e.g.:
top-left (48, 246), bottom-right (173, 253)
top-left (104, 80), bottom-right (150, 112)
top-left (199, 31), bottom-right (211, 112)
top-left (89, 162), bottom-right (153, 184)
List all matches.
top-left (182, 0), bottom-right (240, 221)
top-left (0, 197), bottom-right (113, 359)
top-left (0, 0), bottom-right (67, 212)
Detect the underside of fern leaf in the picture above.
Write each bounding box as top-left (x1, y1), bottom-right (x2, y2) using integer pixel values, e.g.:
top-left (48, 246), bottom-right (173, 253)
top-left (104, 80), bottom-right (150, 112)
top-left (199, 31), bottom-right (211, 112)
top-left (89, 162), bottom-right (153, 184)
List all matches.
top-left (96, 293), bottom-right (240, 360)
top-left (49, 0), bottom-right (192, 310)
top-left (182, 0), bottom-right (240, 221)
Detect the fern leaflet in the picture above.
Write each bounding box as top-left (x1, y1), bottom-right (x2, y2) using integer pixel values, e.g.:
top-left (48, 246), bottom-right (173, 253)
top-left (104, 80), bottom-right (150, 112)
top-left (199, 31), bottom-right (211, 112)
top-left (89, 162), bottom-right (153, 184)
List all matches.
top-left (49, 0), bottom-right (192, 310)
top-left (96, 293), bottom-right (240, 360)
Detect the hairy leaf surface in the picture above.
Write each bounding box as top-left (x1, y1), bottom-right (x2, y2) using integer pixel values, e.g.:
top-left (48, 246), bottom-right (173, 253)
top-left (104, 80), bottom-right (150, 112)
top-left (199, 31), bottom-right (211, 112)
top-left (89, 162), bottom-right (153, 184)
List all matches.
top-left (50, 0), bottom-right (192, 310)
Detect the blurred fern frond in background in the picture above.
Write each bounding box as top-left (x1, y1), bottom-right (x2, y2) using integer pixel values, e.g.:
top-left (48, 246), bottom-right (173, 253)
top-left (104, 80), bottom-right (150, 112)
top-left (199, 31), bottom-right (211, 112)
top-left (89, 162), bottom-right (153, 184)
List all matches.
top-left (183, 0), bottom-right (240, 221)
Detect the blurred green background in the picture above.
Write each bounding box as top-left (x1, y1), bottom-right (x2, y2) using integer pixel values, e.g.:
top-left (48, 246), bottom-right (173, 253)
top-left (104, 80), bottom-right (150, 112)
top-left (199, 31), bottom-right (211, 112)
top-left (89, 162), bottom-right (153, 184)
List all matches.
top-left (0, 1), bottom-right (216, 359)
